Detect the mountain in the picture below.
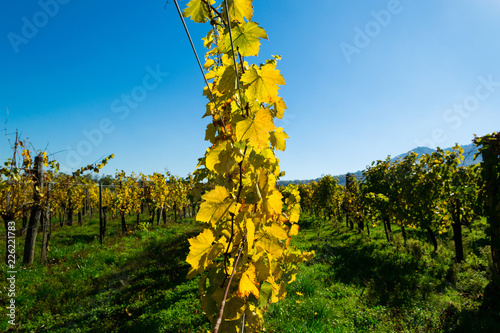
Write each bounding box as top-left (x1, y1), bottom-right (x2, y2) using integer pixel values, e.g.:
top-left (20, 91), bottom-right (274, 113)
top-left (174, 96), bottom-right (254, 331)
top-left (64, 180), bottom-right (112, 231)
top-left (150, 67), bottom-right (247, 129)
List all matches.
top-left (391, 146), bottom-right (435, 161)
top-left (391, 144), bottom-right (480, 166)
top-left (278, 143), bottom-right (481, 187)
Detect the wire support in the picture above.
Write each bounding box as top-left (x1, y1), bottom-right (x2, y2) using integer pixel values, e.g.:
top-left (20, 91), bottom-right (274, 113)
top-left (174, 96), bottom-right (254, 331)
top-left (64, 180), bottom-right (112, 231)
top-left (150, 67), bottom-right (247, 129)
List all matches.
top-left (172, 0), bottom-right (228, 133)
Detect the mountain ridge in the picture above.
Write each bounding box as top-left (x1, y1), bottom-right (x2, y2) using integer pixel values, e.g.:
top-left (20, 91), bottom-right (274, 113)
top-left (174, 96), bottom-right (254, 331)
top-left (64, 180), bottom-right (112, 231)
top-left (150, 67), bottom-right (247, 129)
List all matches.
top-left (279, 143), bottom-right (480, 187)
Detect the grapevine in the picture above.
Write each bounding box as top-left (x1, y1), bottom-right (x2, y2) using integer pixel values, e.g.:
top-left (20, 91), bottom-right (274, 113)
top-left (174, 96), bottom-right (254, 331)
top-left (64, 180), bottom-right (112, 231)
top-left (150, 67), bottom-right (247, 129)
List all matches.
top-left (179, 0), bottom-right (313, 331)
top-left (474, 132), bottom-right (500, 277)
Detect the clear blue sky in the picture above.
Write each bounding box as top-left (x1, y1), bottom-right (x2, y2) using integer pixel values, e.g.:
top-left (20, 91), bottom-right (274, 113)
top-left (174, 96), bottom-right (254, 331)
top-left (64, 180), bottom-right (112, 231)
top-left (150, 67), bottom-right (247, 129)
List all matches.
top-left (1, 0), bottom-right (500, 180)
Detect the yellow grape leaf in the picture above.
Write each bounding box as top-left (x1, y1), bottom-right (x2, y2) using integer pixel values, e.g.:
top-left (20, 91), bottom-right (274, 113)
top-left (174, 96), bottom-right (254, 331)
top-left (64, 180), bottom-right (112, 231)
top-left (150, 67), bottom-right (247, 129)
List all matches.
top-left (238, 263), bottom-right (260, 298)
top-left (270, 95), bottom-right (287, 119)
top-left (256, 234), bottom-right (283, 258)
top-left (284, 249), bottom-right (315, 266)
top-left (222, 22), bottom-right (267, 57)
top-left (236, 108), bottom-right (276, 148)
top-left (218, 64), bottom-right (238, 94)
top-left (289, 223), bottom-right (299, 236)
top-left (204, 123), bottom-right (217, 143)
top-left (265, 190), bottom-right (283, 216)
top-left (253, 255), bottom-right (271, 282)
top-left (203, 58), bottom-right (215, 69)
top-left (264, 224), bottom-right (288, 240)
top-left (267, 276), bottom-right (281, 303)
top-left (200, 289), bottom-right (219, 322)
top-left (241, 63), bottom-right (285, 103)
top-left (196, 186), bottom-right (234, 226)
top-left (186, 229), bottom-right (224, 273)
top-left (257, 170), bottom-right (268, 193)
top-left (288, 204), bottom-right (301, 223)
top-left (202, 30), bottom-right (215, 49)
top-left (183, 0), bottom-right (214, 23)
top-left (246, 217), bottom-right (255, 249)
top-left (205, 141), bottom-right (236, 176)
top-left (225, 0), bottom-right (253, 22)
top-left (223, 295), bottom-right (246, 321)
top-left (277, 280), bottom-right (287, 300)
top-left (244, 304), bottom-right (265, 330)
top-left (205, 65), bottom-right (220, 81)
top-left (268, 252), bottom-right (283, 279)
top-left (270, 128), bottom-right (288, 151)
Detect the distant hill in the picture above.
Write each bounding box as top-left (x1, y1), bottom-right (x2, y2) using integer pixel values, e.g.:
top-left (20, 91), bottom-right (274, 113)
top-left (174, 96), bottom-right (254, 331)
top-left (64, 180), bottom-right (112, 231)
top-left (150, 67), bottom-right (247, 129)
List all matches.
top-left (278, 143), bottom-right (481, 187)
top-left (391, 144), bottom-right (480, 167)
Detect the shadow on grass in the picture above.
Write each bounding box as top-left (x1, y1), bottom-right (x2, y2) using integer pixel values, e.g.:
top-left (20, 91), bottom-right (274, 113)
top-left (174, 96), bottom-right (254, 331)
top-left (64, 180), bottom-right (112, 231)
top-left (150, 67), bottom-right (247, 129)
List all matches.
top-left (315, 228), bottom-right (432, 308)
top-left (446, 282), bottom-right (500, 332)
top-left (56, 234), bottom-right (97, 246)
top-left (51, 226), bottom-right (210, 333)
top-left (444, 306), bottom-right (500, 332)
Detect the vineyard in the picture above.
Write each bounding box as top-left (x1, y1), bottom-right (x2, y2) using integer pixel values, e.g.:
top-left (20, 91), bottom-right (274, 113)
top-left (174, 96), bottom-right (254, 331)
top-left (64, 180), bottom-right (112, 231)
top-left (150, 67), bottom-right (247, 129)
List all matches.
top-left (1, 141), bottom-right (198, 254)
top-left (2, 0), bottom-right (500, 332)
top-left (1, 130), bottom-right (499, 332)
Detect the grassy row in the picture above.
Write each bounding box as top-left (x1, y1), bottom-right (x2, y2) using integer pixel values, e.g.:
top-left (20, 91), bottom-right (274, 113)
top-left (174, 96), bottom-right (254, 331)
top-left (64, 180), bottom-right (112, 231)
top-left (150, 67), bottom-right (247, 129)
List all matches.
top-left (1, 213), bottom-right (499, 332)
top-left (266, 216), bottom-right (498, 332)
top-left (1, 215), bottom-right (210, 332)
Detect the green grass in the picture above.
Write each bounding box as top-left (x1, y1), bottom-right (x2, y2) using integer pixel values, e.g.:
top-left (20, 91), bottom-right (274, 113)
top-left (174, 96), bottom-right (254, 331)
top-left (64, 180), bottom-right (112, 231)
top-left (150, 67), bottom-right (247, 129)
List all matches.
top-left (1, 214), bottom-right (210, 332)
top-left (1, 213), bottom-right (499, 332)
top-left (265, 217), bottom-right (499, 333)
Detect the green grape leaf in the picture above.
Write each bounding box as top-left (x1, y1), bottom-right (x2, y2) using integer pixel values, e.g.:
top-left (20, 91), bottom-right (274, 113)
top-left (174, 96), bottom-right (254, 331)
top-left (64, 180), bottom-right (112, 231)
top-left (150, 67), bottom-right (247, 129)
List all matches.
top-left (258, 281), bottom-right (273, 308)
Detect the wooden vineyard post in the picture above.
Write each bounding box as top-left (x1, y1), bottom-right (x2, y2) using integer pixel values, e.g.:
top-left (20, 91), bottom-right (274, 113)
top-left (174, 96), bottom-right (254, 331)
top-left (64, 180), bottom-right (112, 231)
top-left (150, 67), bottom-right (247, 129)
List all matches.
top-left (41, 183), bottom-right (51, 264)
top-left (99, 183), bottom-right (104, 244)
top-left (23, 155), bottom-right (43, 265)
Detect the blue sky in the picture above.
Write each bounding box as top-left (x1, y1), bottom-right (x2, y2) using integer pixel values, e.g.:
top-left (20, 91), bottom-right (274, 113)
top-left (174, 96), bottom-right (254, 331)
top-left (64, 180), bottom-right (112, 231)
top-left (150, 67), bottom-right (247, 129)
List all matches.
top-left (1, 0), bottom-right (499, 180)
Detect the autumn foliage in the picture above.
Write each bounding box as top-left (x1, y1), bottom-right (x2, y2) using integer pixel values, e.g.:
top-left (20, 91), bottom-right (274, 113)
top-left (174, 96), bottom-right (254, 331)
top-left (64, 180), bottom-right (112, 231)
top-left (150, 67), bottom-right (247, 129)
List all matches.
top-left (181, 0), bottom-right (313, 331)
